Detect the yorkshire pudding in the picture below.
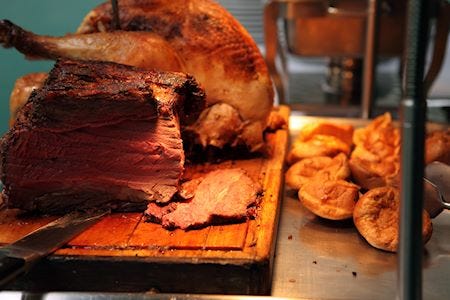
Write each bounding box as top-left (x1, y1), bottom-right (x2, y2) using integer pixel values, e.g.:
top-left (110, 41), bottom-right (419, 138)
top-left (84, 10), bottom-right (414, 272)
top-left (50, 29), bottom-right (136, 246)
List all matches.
top-left (425, 129), bottom-right (450, 164)
top-left (299, 179), bottom-right (359, 220)
top-left (296, 122), bottom-right (354, 147)
top-left (353, 186), bottom-right (433, 252)
top-left (286, 153), bottom-right (350, 190)
top-left (288, 135), bottom-right (351, 165)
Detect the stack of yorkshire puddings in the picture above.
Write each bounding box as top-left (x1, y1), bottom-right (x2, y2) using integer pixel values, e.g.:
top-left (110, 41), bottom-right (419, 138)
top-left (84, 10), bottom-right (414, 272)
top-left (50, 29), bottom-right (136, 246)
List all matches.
top-left (286, 113), bottom-right (449, 252)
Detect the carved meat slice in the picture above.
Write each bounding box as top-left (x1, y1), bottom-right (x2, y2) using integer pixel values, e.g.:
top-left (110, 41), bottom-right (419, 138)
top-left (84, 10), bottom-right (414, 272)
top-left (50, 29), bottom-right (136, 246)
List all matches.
top-left (145, 168), bottom-right (261, 230)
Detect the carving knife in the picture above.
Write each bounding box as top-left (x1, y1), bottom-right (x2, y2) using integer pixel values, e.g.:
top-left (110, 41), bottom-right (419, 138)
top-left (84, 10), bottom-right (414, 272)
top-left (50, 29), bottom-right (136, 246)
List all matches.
top-left (0, 210), bottom-right (108, 287)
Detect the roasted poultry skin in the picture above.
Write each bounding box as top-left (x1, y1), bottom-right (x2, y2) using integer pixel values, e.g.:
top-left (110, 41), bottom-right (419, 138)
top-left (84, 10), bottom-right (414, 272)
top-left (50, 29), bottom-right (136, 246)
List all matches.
top-left (0, 20), bottom-right (184, 72)
top-left (0, 0), bottom-right (274, 152)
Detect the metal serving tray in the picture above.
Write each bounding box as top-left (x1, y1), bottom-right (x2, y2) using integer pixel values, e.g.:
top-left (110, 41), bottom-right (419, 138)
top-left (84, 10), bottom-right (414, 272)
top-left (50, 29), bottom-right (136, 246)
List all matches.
top-left (270, 115), bottom-right (449, 299)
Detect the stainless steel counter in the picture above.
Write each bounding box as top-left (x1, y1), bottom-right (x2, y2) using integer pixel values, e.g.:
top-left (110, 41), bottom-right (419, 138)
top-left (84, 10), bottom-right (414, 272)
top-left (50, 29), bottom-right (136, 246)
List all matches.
top-left (271, 115), bottom-right (450, 299)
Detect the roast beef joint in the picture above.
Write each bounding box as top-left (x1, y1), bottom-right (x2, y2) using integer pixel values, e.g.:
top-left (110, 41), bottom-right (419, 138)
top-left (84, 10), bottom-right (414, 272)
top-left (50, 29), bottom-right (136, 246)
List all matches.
top-left (0, 0), bottom-right (275, 229)
top-left (0, 60), bottom-right (205, 213)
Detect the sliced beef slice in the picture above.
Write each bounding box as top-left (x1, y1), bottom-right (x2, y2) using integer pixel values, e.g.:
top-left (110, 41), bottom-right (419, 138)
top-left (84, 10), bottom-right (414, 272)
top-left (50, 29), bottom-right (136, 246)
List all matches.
top-left (145, 168), bottom-right (261, 230)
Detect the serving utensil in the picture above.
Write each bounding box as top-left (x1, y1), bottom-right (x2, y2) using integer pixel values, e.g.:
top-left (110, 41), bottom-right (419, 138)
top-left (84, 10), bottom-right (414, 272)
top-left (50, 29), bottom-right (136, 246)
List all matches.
top-left (0, 210), bottom-right (108, 287)
top-left (424, 161), bottom-right (450, 218)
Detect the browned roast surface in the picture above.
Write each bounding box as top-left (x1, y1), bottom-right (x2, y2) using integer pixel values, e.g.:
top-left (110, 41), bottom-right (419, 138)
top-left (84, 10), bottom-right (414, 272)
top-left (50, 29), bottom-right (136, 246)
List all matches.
top-left (0, 60), bottom-right (205, 213)
top-left (16, 60), bottom-right (205, 129)
top-left (145, 168), bottom-right (261, 230)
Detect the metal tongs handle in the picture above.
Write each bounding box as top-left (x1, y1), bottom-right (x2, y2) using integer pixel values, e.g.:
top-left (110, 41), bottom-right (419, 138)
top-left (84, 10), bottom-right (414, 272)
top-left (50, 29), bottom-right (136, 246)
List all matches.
top-left (424, 161), bottom-right (450, 218)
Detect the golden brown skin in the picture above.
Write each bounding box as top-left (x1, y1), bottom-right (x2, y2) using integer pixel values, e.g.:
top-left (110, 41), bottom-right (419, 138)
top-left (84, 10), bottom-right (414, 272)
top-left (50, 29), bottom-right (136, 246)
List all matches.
top-left (0, 21), bottom-right (185, 72)
top-left (298, 179), bottom-right (359, 220)
top-left (188, 103), bottom-right (243, 148)
top-left (353, 187), bottom-right (433, 252)
top-left (285, 153), bottom-right (351, 190)
top-left (9, 72), bottom-right (47, 126)
top-left (1, 0), bottom-right (273, 151)
top-left (79, 0), bottom-right (274, 151)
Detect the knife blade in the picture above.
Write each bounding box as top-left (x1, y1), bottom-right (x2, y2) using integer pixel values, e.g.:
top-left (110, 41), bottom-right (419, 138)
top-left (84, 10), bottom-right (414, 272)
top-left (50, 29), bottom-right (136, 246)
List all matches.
top-left (0, 210), bottom-right (108, 287)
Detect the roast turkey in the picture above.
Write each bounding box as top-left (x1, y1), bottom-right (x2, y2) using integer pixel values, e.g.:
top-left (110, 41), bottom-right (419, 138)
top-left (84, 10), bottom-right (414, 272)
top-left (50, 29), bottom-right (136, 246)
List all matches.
top-left (0, 0), bottom-right (273, 152)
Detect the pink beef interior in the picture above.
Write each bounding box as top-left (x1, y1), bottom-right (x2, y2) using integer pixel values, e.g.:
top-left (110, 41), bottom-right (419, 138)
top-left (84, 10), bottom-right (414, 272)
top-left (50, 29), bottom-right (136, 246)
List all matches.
top-left (145, 168), bottom-right (261, 230)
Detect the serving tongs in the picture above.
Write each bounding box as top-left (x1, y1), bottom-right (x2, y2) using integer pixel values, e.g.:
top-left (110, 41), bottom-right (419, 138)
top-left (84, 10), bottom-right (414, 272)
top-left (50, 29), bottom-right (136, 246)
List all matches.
top-left (423, 161), bottom-right (450, 218)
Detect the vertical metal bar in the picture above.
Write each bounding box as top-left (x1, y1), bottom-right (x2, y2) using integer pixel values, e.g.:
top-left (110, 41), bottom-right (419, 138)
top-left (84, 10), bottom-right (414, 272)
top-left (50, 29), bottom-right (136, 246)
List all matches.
top-left (399, 0), bottom-right (429, 299)
top-left (111, 0), bottom-right (121, 30)
top-left (361, 0), bottom-right (380, 119)
top-left (423, 2), bottom-right (450, 96)
top-left (264, 1), bottom-right (289, 105)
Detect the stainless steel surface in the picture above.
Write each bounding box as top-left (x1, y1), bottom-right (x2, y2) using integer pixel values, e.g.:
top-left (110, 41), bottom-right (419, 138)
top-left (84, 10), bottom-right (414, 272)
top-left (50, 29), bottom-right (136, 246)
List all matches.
top-left (271, 115), bottom-right (450, 299)
top-left (263, 0), bottom-right (406, 108)
top-left (264, 0), bottom-right (447, 120)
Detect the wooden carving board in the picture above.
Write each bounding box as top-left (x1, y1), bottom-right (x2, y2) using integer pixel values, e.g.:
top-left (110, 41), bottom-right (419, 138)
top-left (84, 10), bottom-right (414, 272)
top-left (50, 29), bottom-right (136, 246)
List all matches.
top-left (0, 106), bottom-right (289, 295)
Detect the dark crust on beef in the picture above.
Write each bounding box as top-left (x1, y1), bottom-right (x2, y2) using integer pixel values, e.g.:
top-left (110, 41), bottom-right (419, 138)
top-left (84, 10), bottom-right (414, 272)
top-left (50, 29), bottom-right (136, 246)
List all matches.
top-left (0, 59), bottom-right (205, 213)
top-left (15, 60), bottom-right (205, 130)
